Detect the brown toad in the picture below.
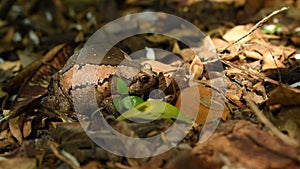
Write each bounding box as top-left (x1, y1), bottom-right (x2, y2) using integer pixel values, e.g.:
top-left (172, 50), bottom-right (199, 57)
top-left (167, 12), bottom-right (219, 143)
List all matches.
top-left (41, 58), bottom-right (166, 116)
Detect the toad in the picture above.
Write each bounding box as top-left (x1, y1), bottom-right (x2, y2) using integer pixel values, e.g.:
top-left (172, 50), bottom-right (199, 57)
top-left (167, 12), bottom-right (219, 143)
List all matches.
top-left (41, 57), bottom-right (166, 117)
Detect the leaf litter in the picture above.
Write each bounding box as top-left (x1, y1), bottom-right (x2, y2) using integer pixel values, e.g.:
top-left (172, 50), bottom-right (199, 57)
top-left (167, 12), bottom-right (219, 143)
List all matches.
top-left (0, 1), bottom-right (300, 168)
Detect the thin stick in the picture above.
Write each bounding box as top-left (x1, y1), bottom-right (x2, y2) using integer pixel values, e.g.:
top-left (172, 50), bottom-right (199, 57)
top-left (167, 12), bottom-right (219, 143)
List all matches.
top-left (243, 89), bottom-right (299, 147)
top-left (222, 7), bottom-right (289, 51)
top-left (222, 60), bottom-right (280, 85)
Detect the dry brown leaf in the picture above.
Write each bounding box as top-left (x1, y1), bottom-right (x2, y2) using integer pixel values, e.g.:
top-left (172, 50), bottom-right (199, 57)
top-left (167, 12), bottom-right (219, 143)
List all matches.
top-left (0, 61), bottom-right (21, 72)
top-left (268, 85), bottom-right (300, 106)
top-left (262, 51), bottom-right (286, 70)
top-left (172, 41), bottom-right (181, 55)
top-left (246, 92), bottom-right (266, 105)
top-left (81, 161), bottom-right (103, 169)
top-left (192, 120), bottom-right (300, 169)
top-left (0, 129), bottom-right (9, 140)
top-left (0, 27), bottom-right (14, 43)
top-left (268, 106), bottom-right (300, 141)
top-left (3, 44), bottom-right (74, 120)
top-left (225, 78), bottom-right (244, 107)
top-left (212, 38), bottom-right (240, 60)
top-left (244, 50), bottom-right (263, 60)
top-left (189, 55), bottom-right (204, 80)
top-left (17, 49), bottom-right (42, 68)
top-left (175, 85), bottom-right (229, 125)
top-left (212, 38), bottom-right (228, 49)
top-left (141, 60), bottom-right (178, 73)
top-left (9, 116), bottom-right (23, 144)
top-left (180, 48), bottom-right (197, 63)
top-left (0, 157), bottom-right (37, 169)
top-left (0, 129), bottom-right (18, 151)
top-left (223, 25), bottom-right (253, 43)
top-left (22, 117), bottom-right (33, 138)
top-left (281, 46), bottom-right (296, 59)
top-left (291, 36), bottom-right (300, 46)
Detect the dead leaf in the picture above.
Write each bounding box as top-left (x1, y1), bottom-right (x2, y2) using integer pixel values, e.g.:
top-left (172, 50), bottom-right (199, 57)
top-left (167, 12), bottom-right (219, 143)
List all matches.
top-left (246, 92), bottom-right (266, 105)
top-left (189, 56), bottom-right (204, 80)
top-left (175, 85), bottom-right (229, 125)
top-left (262, 50), bottom-right (286, 70)
top-left (0, 157), bottom-right (37, 169)
top-left (9, 116), bottom-right (24, 144)
top-left (0, 129), bottom-right (18, 152)
top-left (180, 48), bottom-right (197, 63)
top-left (22, 117), bottom-right (33, 138)
top-left (213, 37), bottom-right (240, 60)
top-left (268, 85), bottom-right (300, 106)
top-left (225, 78), bottom-right (245, 107)
top-left (268, 106), bottom-right (300, 141)
top-left (50, 122), bottom-right (120, 163)
top-left (223, 25), bottom-right (253, 43)
top-left (172, 41), bottom-right (181, 55)
top-left (0, 27), bottom-right (14, 43)
top-left (82, 161), bottom-right (103, 169)
top-left (0, 61), bottom-right (21, 72)
top-left (192, 120), bottom-right (300, 169)
top-left (17, 49), bottom-right (42, 68)
top-left (3, 44), bottom-right (74, 120)
top-left (141, 60), bottom-right (178, 73)
top-left (244, 50), bottom-right (263, 60)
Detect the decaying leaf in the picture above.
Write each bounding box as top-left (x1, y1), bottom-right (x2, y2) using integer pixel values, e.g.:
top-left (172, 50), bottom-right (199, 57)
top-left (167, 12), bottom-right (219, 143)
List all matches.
top-left (176, 85), bottom-right (229, 125)
top-left (262, 51), bottom-right (286, 70)
top-left (189, 55), bottom-right (204, 80)
top-left (22, 117), bottom-right (33, 138)
top-left (0, 61), bottom-right (21, 72)
top-left (191, 120), bottom-right (300, 169)
top-left (50, 122), bottom-right (120, 163)
top-left (267, 85), bottom-right (300, 106)
top-left (0, 157), bottom-right (37, 169)
top-left (223, 25), bottom-right (254, 43)
top-left (3, 44), bottom-right (75, 120)
top-left (9, 116), bottom-right (24, 144)
top-left (267, 106), bottom-right (300, 141)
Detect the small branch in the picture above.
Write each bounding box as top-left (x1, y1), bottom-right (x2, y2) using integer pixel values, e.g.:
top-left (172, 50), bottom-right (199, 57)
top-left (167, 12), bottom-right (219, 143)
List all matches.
top-left (222, 60), bottom-right (280, 85)
top-left (243, 89), bottom-right (299, 147)
top-left (222, 7), bottom-right (289, 51)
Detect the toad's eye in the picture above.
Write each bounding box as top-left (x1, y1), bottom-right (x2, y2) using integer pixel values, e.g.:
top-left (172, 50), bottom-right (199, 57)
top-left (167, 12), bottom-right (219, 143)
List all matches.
top-left (139, 75), bottom-right (150, 83)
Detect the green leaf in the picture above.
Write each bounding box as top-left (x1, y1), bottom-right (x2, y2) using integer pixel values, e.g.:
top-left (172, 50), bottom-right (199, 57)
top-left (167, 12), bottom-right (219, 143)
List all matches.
top-left (263, 24), bottom-right (282, 34)
top-left (117, 100), bottom-right (192, 124)
top-left (113, 96), bottom-right (124, 112)
top-left (116, 77), bottom-right (128, 94)
top-left (121, 96), bottom-right (144, 110)
top-left (113, 96), bottom-right (144, 112)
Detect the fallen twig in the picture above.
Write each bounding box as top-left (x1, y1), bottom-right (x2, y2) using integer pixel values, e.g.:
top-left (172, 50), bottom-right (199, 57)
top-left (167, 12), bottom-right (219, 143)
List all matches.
top-left (221, 60), bottom-right (280, 85)
top-left (221, 7), bottom-right (289, 51)
top-left (243, 89), bottom-right (299, 147)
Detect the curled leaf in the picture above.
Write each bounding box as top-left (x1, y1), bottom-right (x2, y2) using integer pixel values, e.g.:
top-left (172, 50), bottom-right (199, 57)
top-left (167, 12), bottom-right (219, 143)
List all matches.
top-left (117, 100), bottom-right (192, 124)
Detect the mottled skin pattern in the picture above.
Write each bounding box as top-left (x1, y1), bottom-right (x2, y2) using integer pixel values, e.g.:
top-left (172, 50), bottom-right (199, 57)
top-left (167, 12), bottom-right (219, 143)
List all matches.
top-left (41, 63), bottom-right (164, 115)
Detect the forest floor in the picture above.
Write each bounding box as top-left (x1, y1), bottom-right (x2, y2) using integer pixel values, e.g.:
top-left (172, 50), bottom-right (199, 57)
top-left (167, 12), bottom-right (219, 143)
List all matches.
top-left (0, 0), bottom-right (300, 169)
